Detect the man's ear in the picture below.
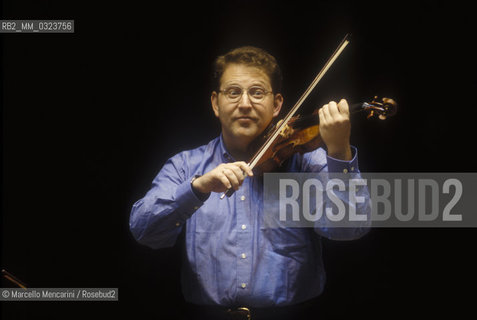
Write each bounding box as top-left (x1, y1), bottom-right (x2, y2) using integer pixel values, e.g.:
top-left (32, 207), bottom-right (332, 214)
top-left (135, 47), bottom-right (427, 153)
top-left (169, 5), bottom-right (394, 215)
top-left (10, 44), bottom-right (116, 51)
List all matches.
top-left (273, 93), bottom-right (284, 118)
top-left (211, 91), bottom-right (220, 118)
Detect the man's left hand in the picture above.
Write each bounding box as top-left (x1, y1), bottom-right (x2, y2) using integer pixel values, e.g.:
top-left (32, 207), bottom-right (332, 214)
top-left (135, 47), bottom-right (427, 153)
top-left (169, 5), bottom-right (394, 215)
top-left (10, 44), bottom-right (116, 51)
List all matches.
top-left (318, 99), bottom-right (352, 160)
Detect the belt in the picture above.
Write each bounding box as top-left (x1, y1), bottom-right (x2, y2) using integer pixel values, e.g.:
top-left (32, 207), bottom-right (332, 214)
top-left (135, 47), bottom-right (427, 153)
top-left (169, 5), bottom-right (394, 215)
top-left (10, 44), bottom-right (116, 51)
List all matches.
top-left (185, 301), bottom-right (316, 320)
top-left (226, 307), bottom-right (252, 320)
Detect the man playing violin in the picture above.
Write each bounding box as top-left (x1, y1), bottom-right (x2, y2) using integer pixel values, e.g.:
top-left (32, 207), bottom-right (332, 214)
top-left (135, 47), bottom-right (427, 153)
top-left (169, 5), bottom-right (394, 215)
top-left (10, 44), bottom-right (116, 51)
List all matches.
top-left (130, 46), bottom-right (370, 320)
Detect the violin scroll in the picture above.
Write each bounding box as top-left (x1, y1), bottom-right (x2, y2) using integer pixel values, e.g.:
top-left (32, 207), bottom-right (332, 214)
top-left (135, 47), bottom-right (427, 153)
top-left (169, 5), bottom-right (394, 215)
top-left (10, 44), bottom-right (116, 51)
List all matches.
top-left (362, 96), bottom-right (397, 120)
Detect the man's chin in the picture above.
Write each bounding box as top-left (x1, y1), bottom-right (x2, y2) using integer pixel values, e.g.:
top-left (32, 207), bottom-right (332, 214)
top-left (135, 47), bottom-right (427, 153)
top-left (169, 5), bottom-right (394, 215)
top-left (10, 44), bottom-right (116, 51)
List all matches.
top-left (233, 128), bottom-right (260, 140)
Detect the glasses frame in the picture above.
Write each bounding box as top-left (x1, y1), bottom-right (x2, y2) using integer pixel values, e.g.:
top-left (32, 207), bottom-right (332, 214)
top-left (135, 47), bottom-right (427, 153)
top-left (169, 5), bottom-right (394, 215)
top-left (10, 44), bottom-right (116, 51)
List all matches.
top-left (218, 86), bottom-right (274, 103)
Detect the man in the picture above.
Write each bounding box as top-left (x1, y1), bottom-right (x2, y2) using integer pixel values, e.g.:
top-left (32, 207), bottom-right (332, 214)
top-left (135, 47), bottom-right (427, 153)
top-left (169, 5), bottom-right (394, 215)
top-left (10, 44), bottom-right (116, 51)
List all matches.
top-left (129, 46), bottom-right (370, 319)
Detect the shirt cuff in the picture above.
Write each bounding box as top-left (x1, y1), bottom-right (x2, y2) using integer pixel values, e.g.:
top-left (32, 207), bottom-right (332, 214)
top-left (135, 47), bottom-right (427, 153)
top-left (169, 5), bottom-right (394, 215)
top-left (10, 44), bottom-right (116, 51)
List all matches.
top-left (174, 177), bottom-right (208, 221)
top-left (326, 145), bottom-right (359, 173)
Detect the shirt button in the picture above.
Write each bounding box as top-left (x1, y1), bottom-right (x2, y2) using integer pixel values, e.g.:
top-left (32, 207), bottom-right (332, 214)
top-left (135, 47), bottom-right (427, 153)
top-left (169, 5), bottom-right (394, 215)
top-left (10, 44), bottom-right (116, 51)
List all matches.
top-left (241, 224), bottom-right (247, 230)
top-left (241, 283), bottom-right (247, 289)
top-left (241, 253), bottom-right (246, 259)
top-left (193, 206), bottom-right (199, 210)
top-left (240, 195), bottom-right (246, 201)
top-left (343, 168), bottom-right (348, 174)
top-left (175, 222), bottom-right (181, 227)
top-left (351, 166), bottom-right (355, 171)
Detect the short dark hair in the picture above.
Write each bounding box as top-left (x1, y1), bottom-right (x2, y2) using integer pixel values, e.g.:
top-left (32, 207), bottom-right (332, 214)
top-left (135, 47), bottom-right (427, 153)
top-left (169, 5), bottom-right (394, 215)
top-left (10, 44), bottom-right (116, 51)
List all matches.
top-left (212, 46), bottom-right (283, 93)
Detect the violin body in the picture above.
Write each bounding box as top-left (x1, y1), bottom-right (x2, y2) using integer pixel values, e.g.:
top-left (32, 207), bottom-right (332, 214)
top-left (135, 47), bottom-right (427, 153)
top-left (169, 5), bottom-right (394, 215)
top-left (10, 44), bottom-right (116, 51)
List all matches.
top-left (251, 112), bottom-right (323, 173)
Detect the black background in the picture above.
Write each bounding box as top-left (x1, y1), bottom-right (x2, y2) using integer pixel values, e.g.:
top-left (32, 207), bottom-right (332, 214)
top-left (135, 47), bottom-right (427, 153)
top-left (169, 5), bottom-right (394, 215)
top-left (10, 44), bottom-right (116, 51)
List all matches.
top-left (2, 0), bottom-right (476, 319)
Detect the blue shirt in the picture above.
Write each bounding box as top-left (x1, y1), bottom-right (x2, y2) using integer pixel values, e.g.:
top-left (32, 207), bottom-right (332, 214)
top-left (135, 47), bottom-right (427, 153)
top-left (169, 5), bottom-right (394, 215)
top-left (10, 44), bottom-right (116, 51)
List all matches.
top-left (129, 135), bottom-right (370, 307)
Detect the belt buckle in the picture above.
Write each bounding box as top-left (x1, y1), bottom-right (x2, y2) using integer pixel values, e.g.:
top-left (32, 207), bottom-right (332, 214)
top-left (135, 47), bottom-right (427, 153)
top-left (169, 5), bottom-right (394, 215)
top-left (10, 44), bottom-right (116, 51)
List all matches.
top-left (226, 307), bottom-right (251, 320)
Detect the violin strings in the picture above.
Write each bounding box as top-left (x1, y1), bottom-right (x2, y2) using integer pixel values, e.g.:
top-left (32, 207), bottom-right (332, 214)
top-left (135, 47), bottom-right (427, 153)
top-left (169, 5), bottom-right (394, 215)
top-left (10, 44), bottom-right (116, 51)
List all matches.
top-left (280, 102), bottom-right (365, 130)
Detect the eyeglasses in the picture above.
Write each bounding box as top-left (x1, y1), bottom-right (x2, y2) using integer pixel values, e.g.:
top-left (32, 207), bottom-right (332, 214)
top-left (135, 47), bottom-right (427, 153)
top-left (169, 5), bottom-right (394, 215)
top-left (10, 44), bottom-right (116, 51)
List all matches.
top-left (218, 86), bottom-right (273, 103)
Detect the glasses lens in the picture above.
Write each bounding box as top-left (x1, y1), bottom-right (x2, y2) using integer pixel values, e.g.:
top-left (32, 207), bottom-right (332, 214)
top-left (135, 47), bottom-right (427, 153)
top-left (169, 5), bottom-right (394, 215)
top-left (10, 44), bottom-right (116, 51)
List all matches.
top-left (225, 87), bottom-right (242, 101)
top-left (248, 87), bottom-right (266, 100)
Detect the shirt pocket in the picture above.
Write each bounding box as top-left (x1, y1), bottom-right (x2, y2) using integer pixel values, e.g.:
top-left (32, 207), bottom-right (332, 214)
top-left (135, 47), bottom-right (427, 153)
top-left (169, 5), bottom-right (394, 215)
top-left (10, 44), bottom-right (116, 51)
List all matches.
top-left (260, 227), bottom-right (311, 260)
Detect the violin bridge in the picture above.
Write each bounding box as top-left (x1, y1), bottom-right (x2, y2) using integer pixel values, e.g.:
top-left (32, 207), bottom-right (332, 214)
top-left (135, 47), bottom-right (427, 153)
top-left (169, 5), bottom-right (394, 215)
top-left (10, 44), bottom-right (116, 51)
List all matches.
top-left (279, 123), bottom-right (294, 139)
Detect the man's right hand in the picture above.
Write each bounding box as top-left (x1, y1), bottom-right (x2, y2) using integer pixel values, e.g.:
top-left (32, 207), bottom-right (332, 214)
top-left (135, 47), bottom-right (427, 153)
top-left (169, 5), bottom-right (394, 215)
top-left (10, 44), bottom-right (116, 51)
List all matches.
top-left (192, 162), bottom-right (254, 194)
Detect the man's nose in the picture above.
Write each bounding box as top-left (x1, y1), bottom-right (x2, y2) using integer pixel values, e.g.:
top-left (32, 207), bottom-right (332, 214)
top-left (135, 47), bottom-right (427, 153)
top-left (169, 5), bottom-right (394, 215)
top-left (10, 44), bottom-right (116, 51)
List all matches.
top-left (238, 91), bottom-right (252, 109)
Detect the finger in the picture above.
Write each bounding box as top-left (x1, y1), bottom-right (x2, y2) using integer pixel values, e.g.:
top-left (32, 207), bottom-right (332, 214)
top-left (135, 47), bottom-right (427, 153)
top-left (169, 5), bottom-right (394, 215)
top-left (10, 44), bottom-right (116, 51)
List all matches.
top-left (322, 104), bottom-right (332, 123)
top-left (227, 165), bottom-right (247, 184)
top-left (318, 107), bottom-right (326, 125)
top-left (235, 161), bottom-right (254, 177)
top-left (328, 101), bottom-right (341, 120)
top-left (222, 168), bottom-right (241, 190)
top-left (338, 98), bottom-right (350, 115)
top-left (219, 173), bottom-right (232, 190)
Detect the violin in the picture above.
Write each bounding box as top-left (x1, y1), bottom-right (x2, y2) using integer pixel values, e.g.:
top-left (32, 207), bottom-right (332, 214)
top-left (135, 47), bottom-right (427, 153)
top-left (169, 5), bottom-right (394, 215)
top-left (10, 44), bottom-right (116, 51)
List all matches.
top-left (248, 96), bottom-right (397, 173)
top-left (221, 34), bottom-right (398, 198)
